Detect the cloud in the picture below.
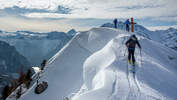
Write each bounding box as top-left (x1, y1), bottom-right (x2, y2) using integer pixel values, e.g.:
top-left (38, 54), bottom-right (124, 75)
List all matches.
top-left (0, 0), bottom-right (176, 31)
top-left (0, 0), bottom-right (176, 21)
top-left (0, 16), bottom-right (90, 32)
top-left (10, 0), bottom-right (175, 21)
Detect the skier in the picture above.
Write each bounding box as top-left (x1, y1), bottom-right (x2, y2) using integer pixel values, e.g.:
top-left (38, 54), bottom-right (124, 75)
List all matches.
top-left (113, 18), bottom-right (118, 28)
top-left (125, 34), bottom-right (141, 66)
top-left (125, 19), bottom-right (130, 32)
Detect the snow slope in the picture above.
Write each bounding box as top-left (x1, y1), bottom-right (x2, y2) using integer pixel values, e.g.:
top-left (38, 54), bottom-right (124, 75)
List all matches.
top-left (12, 27), bottom-right (177, 100)
top-left (73, 31), bottom-right (177, 100)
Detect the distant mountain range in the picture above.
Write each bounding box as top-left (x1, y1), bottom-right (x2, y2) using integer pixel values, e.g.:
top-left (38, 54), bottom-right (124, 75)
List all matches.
top-left (0, 29), bottom-right (77, 66)
top-left (0, 29), bottom-right (76, 39)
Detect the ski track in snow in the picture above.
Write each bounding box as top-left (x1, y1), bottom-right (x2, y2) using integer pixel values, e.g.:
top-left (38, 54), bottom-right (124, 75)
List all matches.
top-left (127, 64), bottom-right (142, 100)
top-left (109, 43), bottom-right (161, 100)
top-left (109, 62), bottom-right (160, 100)
top-left (125, 57), bottom-right (160, 100)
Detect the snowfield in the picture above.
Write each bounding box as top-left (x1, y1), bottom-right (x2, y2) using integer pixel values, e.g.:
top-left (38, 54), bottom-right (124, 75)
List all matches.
top-left (8, 27), bottom-right (177, 100)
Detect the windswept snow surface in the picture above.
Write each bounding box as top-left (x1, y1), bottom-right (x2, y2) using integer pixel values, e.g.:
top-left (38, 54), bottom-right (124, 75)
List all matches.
top-left (15, 27), bottom-right (177, 100)
top-left (73, 33), bottom-right (177, 100)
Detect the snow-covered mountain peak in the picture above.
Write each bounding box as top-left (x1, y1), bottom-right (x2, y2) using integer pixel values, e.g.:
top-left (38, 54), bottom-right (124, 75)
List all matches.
top-left (11, 27), bottom-right (177, 100)
top-left (101, 22), bottom-right (177, 51)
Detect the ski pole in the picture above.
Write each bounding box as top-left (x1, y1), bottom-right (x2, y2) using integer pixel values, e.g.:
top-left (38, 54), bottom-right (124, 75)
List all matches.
top-left (140, 49), bottom-right (142, 67)
top-left (124, 47), bottom-right (127, 56)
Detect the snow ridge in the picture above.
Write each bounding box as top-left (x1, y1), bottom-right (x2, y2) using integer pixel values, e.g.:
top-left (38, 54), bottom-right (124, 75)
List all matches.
top-left (9, 27), bottom-right (177, 100)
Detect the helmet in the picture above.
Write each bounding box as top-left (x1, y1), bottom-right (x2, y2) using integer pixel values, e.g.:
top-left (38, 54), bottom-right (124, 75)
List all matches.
top-left (131, 34), bottom-right (136, 38)
top-left (131, 34), bottom-right (137, 40)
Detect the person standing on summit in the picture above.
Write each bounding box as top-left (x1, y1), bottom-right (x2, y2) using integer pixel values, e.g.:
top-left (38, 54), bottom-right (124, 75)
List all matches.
top-left (125, 34), bottom-right (141, 66)
top-left (113, 18), bottom-right (118, 28)
top-left (125, 19), bottom-right (130, 32)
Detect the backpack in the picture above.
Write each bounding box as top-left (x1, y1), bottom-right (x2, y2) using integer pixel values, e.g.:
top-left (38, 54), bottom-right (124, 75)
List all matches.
top-left (128, 39), bottom-right (137, 48)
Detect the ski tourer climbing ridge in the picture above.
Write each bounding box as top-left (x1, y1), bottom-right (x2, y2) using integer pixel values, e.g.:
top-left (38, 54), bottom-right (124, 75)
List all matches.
top-left (125, 34), bottom-right (141, 68)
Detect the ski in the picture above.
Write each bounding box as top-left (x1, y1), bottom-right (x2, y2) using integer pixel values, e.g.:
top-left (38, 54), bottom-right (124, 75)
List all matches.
top-left (128, 63), bottom-right (136, 74)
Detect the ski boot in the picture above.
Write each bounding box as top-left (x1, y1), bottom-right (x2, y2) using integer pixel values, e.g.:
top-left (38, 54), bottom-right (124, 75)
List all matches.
top-left (132, 62), bottom-right (136, 66)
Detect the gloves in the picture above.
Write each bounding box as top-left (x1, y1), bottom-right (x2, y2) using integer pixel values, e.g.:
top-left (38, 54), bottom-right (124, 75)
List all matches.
top-left (126, 44), bottom-right (129, 48)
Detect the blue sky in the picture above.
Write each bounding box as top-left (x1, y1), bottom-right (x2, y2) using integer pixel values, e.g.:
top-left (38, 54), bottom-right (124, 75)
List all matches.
top-left (0, 0), bottom-right (176, 32)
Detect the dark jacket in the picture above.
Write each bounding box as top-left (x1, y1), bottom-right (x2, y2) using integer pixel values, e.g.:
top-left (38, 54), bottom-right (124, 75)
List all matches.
top-left (125, 38), bottom-right (141, 49)
top-left (113, 19), bottom-right (118, 24)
